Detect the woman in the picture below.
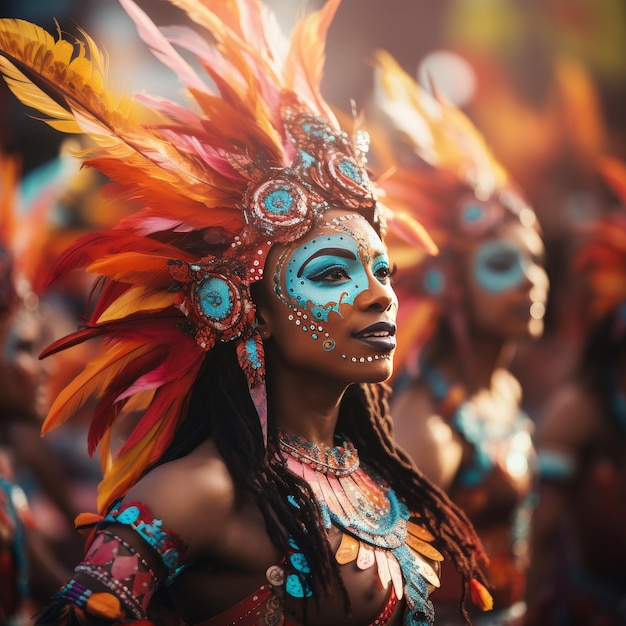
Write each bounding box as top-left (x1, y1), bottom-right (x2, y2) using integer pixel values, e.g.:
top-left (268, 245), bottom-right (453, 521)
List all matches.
top-left (0, 151), bottom-right (36, 625)
top-left (0, 152), bottom-right (71, 623)
top-left (526, 158), bottom-right (626, 625)
top-left (0, 1), bottom-right (491, 624)
top-left (367, 52), bottom-right (549, 625)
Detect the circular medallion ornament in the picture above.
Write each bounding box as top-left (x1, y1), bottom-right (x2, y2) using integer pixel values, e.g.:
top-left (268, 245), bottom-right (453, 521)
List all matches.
top-left (325, 152), bottom-right (372, 208)
top-left (173, 263), bottom-right (256, 352)
top-left (191, 270), bottom-right (247, 338)
top-left (285, 109), bottom-right (338, 154)
top-left (169, 258), bottom-right (256, 351)
top-left (196, 276), bottom-right (235, 324)
top-left (245, 178), bottom-right (312, 242)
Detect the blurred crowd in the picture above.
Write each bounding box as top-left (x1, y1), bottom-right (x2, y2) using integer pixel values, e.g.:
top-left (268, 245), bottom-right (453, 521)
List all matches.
top-left (0, 0), bottom-right (624, 624)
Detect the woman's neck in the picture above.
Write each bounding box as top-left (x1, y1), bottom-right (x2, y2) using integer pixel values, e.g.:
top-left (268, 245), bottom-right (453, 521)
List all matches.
top-left (267, 365), bottom-right (347, 447)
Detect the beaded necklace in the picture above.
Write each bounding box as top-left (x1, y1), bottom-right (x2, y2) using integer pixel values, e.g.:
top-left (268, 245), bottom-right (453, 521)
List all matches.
top-left (278, 432), bottom-right (442, 625)
top-left (278, 436), bottom-right (360, 476)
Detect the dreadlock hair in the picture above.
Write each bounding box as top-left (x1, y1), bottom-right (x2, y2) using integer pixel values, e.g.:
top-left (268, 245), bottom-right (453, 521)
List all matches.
top-left (338, 382), bottom-right (489, 623)
top-left (151, 336), bottom-right (488, 623)
top-left (148, 340), bottom-right (341, 610)
top-left (578, 305), bottom-right (626, 434)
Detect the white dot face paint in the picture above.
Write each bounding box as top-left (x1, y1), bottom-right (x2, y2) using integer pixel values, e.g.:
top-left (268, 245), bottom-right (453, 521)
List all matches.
top-left (283, 233), bottom-right (390, 322)
top-left (262, 211), bottom-right (397, 383)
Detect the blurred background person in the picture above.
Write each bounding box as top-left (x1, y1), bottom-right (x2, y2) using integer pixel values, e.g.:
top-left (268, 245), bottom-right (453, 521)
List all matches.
top-left (0, 150), bottom-right (70, 624)
top-left (526, 157), bottom-right (626, 625)
top-left (12, 136), bottom-right (136, 577)
top-left (418, 0), bottom-right (626, 421)
top-left (366, 52), bottom-right (549, 625)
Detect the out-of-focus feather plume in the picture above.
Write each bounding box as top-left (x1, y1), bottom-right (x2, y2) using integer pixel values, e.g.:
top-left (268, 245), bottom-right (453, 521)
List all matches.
top-left (0, 0), bottom-right (374, 513)
top-left (368, 49), bottom-right (538, 375)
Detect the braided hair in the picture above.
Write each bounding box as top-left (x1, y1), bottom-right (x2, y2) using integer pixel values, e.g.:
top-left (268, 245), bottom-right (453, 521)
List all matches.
top-left (153, 338), bottom-right (488, 623)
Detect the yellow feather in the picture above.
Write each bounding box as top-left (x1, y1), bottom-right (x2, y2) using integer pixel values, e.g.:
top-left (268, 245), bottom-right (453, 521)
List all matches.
top-left (97, 421), bottom-right (161, 513)
top-left (99, 428), bottom-right (113, 474)
top-left (0, 18), bottom-right (207, 193)
top-left (0, 56), bottom-right (80, 132)
top-left (122, 388), bottom-right (155, 414)
top-left (96, 285), bottom-right (176, 323)
top-left (0, 19), bottom-right (112, 130)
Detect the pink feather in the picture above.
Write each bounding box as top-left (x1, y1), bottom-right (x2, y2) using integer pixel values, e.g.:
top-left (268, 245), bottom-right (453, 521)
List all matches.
top-left (119, 0), bottom-right (207, 92)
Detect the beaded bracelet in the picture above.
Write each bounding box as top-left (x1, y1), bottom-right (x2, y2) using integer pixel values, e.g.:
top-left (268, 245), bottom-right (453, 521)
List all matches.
top-left (55, 579), bottom-right (92, 608)
top-left (75, 564), bottom-right (146, 619)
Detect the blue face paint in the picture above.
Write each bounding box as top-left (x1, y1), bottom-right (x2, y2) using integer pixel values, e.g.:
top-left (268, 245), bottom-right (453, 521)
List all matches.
top-left (473, 240), bottom-right (532, 293)
top-left (282, 233), bottom-right (390, 321)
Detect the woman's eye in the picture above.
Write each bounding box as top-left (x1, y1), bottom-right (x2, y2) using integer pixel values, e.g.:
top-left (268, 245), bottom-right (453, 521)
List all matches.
top-left (307, 265), bottom-right (350, 282)
top-left (13, 339), bottom-right (35, 355)
top-left (486, 254), bottom-right (516, 272)
top-left (375, 265), bottom-right (392, 282)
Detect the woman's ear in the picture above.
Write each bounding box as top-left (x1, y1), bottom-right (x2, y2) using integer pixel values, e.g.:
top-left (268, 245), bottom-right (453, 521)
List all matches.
top-left (255, 305), bottom-right (272, 341)
top-left (251, 280), bottom-right (273, 341)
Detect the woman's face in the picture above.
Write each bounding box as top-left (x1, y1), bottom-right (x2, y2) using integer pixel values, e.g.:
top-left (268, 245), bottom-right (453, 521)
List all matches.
top-left (0, 305), bottom-right (50, 421)
top-left (465, 222), bottom-right (548, 339)
top-left (256, 210), bottom-right (398, 384)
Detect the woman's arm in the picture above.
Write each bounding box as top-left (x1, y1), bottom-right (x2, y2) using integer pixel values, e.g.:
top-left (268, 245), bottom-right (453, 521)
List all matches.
top-left (391, 383), bottom-right (464, 490)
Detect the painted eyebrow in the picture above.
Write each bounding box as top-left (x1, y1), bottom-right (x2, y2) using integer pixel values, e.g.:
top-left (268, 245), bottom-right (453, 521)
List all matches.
top-left (297, 247), bottom-right (357, 277)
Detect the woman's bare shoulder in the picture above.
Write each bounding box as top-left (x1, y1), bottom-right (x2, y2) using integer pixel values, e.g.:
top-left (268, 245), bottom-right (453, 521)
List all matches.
top-left (391, 381), bottom-right (463, 488)
top-left (537, 382), bottom-right (599, 449)
top-left (122, 439), bottom-right (236, 556)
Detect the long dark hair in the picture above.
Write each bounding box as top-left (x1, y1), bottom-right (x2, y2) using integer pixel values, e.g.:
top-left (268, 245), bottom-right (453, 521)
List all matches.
top-left (152, 337), bottom-right (487, 622)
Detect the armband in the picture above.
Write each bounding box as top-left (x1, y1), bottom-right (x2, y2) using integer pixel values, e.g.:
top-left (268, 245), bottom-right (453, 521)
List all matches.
top-left (76, 530), bottom-right (158, 618)
top-left (102, 501), bottom-right (188, 584)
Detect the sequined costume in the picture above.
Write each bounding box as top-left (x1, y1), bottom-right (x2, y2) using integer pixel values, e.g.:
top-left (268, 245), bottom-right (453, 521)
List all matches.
top-left (39, 438), bottom-right (443, 626)
top-left (414, 367), bottom-right (533, 625)
top-left (0, 454), bottom-right (33, 624)
top-left (0, 1), bottom-right (491, 624)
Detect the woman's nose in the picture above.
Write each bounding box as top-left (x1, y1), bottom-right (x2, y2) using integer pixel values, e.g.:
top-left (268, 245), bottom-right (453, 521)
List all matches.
top-left (361, 276), bottom-right (397, 312)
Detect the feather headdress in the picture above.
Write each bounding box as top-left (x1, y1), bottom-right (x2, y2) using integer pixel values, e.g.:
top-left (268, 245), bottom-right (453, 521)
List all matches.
top-left (0, 150), bottom-right (50, 311)
top-left (367, 50), bottom-right (540, 372)
top-left (0, 151), bottom-right (19, 312)
top-left (0, 0), bottom-right (430, 512)
top-left (573, 156), bottom-right (626, 328)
